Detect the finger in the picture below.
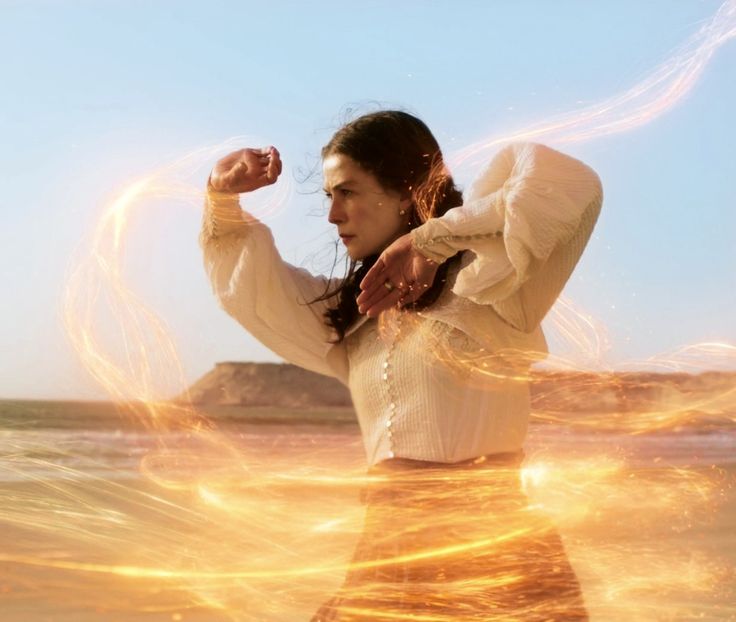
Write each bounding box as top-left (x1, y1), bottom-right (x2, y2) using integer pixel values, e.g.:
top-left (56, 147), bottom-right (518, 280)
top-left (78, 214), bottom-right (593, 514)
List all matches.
top-left (358, 270), bottom-right (412, 313)
top-left (266, 153), bottom-right (279, 181)
top-left (358, 274), bottom-right (405, 314)
top-left (359, 257), bottom-right (388, 292)
top-left (357, 282), bottom-right (393, 314)
top-left (358, 263), bottom-right (411, 308)
top-left (384, 278), bottom-right (426, 310)
top-left (394, 281), bottom-right (419, 303)
top-left (274, 150), bottom-right (283, 176)
top-left (400, 283), bottom-right (424, 306)
top-left (363, 287), bottom-right (404, 318)
top-left (356, 273), bottom-right (396, 309)
top-left (362, 273), bottom-right (429, 315)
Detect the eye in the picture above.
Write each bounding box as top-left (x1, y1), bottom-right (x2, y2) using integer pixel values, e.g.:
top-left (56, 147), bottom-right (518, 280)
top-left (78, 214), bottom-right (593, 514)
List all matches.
top-left (324, 189), bottom-right (353, 199)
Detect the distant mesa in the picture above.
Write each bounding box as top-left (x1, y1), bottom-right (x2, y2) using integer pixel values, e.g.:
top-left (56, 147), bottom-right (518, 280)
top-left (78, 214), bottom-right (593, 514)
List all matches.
top-left (185, 362), bottom-right (353, 408)
top-left (185, 362), bottom-right (736, 426)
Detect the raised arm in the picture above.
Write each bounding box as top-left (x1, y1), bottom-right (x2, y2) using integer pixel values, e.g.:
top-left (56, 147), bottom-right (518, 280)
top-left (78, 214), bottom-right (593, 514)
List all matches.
top-left (357, 142), bottom-right (602, 331)
top-left (200, 147), bottom-right (349, 383)
top-left (410, 142), bottom-right (603, 333)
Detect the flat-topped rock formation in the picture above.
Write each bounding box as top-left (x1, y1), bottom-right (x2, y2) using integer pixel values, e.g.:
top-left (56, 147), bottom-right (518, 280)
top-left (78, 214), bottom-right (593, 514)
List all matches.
top-left (185, 362), bottom-right (352, 408)
top-left (529, 369), bottom-right (735, 415)
top-left (185, 363), bottom-right (735, 422)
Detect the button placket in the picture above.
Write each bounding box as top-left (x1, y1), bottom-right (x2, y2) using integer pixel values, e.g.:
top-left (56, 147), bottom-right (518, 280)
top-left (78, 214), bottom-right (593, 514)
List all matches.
top-left (382, 313), bottom-right (404, 459)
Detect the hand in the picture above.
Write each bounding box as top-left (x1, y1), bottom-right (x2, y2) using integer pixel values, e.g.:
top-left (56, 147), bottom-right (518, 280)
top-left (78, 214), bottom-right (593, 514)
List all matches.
top-left (208, 146), bottom-right (282, 194)
top-left (356, 233), bottom-right (440, 317)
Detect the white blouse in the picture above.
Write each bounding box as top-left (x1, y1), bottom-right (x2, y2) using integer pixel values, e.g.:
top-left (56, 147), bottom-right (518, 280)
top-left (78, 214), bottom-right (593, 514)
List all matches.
top-left (200, 142), bottom-right (603, 467)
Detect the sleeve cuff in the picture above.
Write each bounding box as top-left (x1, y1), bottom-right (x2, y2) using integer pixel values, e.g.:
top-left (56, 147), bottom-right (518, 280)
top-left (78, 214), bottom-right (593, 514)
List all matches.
top-left (410, 221), bottom-right (458, 264)
top-left (201, 181), bottom-right (252, 240)
top-left (410, 192), bottom-right (505, 264)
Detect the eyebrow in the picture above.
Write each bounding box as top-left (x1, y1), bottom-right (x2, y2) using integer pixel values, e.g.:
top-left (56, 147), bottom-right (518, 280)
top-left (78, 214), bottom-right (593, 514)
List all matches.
top-left (322, 179), bottom-right (357, 192)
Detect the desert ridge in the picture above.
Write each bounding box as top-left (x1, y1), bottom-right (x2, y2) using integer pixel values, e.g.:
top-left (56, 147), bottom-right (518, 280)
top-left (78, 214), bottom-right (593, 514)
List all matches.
top-left (184, 362), bottom-right (353, 408)
top-left (183, 362), bottom-right (735, 428)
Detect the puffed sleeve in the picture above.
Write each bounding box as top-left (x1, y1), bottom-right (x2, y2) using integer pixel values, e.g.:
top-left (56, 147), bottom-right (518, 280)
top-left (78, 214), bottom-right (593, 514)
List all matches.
top-left (199, 186), bottom-right (350, 384)
top-left (410, 142), bottom-right (603, 333)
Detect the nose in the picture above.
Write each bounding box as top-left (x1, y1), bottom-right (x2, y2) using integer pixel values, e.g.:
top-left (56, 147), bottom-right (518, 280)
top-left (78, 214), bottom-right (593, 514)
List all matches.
top-left (327, 198), bottom-right (345, 225)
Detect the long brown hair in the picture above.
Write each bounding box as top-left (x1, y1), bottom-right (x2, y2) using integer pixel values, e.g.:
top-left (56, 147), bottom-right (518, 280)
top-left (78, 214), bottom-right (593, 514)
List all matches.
top-left (310, 110), bottom-right (463, 343)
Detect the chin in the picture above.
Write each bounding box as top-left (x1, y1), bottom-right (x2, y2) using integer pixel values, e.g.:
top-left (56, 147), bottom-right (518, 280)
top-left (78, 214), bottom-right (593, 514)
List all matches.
top-left (347, 251), bottom-right (365, 262)
top-left (345, 240), bottom-right (382, 262)
top-left (345, 245), bottom-right (369, 262)
top-left (349, 249), bottom-right (379, 262)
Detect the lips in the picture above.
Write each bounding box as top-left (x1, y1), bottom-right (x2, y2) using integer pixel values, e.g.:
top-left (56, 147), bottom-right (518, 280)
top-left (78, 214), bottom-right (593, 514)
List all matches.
top-left (339, 234), bottom-right (355, 242)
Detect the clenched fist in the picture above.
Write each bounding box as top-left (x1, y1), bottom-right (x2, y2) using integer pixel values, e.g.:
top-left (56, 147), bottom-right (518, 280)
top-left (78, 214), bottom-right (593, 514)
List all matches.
top-left (208, 146), bottom-right (283, 194)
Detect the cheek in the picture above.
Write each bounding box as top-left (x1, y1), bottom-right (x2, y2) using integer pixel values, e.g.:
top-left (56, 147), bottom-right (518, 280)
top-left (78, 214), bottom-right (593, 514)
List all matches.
top-left (348, 202), bottom-right (375, 229)
top-left (360, 199), bottom-right (399, 233)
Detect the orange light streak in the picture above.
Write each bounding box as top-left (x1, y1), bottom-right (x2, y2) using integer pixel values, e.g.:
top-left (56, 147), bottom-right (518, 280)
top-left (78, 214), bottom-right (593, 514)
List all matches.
top-left (1, 2), bottom-right (732, 620)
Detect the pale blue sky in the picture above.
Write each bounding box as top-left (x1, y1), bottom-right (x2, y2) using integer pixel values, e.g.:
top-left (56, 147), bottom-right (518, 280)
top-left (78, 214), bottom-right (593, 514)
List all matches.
top-left (1, 1), bottom-right (734, 399)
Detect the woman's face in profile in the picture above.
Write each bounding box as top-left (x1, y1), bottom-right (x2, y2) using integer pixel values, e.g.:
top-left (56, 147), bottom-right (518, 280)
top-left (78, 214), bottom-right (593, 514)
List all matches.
top-left (323, 153), bottom-right (411, 261)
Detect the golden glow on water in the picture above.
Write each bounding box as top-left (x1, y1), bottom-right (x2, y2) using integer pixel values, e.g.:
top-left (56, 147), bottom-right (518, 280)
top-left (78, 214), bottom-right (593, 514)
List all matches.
top-left (0, 443), bottom-right (733, 618)
top-left (2, 3), bottom-right (735, 620)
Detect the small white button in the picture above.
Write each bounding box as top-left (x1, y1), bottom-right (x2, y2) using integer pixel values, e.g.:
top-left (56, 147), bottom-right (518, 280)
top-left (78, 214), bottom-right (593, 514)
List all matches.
top-left (386, 419), bottom-right (392, 427)
top-left (382, 373), bottom-right (388, 380)
top-left (388, 451), bottom-right (395, 458)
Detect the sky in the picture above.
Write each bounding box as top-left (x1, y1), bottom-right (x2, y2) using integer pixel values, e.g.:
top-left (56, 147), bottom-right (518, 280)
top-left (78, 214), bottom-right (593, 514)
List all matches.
top-left (0, 0), bottom-right (734, 400)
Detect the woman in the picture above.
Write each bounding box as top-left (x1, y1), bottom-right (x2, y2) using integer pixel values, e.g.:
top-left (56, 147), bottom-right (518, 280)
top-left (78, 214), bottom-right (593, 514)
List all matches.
top-left (201, 110), bottom-right (603, 620)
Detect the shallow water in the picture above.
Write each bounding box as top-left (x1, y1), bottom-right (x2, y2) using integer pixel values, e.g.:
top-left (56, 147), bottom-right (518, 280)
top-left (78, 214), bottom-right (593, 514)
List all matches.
top-left (0, 401), bottom-right (734, 621)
